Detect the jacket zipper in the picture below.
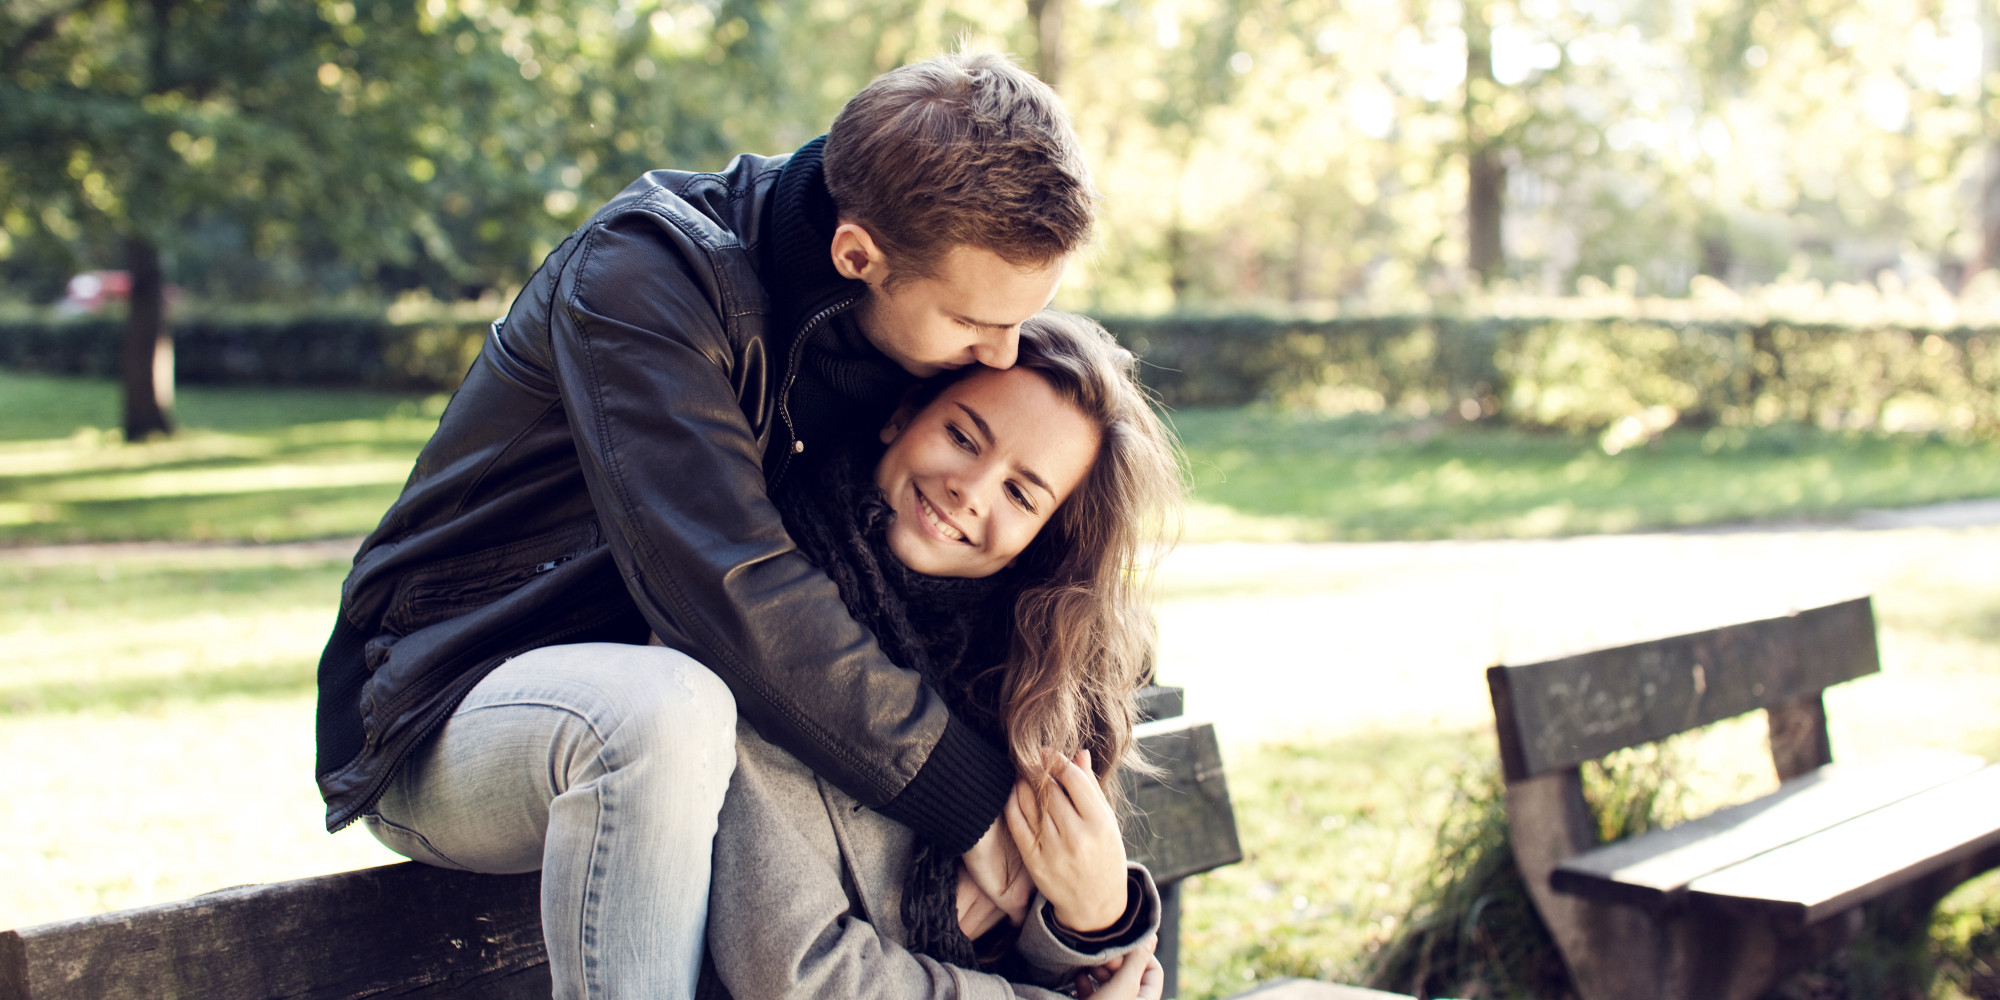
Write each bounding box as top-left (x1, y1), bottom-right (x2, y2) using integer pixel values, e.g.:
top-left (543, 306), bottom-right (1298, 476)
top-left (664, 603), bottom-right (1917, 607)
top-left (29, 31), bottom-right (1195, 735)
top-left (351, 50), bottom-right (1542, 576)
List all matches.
top-left (768, 293), bottom-right (861, 487)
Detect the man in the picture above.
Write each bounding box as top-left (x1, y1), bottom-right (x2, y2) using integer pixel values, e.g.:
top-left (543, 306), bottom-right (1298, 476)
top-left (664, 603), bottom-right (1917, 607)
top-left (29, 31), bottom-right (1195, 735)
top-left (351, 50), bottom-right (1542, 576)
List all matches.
top-left (314, 51), bottom-right (1095, 999)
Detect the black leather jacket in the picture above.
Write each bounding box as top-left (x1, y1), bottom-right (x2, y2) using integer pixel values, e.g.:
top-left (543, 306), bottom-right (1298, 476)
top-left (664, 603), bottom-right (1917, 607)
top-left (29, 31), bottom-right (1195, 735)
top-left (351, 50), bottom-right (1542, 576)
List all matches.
top-left (314, 139), bottom-right (1014, 852)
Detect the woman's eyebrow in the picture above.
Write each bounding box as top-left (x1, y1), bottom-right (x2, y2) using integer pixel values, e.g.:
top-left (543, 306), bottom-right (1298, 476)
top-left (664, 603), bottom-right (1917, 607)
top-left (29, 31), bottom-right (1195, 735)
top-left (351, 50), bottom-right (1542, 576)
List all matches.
top-left (954, 402), bottom-right (996, 445)
top-left (954, 402), bottom-right (1055, 498)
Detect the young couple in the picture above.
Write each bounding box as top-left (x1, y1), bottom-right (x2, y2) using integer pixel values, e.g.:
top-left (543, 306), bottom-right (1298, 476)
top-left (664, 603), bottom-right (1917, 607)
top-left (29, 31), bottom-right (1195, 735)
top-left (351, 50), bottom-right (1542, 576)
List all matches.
top-left (314, 50), bottom-right (1179, 1000)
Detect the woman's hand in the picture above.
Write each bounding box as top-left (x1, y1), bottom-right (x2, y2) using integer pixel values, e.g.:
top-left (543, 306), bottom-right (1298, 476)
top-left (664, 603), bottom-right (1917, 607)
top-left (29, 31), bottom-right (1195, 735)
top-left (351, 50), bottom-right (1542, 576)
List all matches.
top-left (1004, 750), bottom-right (1128, 933)
top-left (1073, 936), bottom-right (1163, 1000)
top-left (960, 816), bottom-right (1033, 927)
top-left (956, 864), bottom-right (1009, 939)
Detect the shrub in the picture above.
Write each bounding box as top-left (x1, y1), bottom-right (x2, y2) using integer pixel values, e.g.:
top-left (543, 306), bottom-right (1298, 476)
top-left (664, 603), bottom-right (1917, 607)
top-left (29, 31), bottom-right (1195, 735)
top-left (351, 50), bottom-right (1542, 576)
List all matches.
top-left (7, 303), bottom-right (1999, 438)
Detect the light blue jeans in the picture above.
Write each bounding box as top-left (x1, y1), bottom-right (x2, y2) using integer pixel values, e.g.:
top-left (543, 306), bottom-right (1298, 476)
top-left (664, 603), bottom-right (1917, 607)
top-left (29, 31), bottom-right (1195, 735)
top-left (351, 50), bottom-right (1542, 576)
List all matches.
top-left (362, 642), bottom-right (738, 1000)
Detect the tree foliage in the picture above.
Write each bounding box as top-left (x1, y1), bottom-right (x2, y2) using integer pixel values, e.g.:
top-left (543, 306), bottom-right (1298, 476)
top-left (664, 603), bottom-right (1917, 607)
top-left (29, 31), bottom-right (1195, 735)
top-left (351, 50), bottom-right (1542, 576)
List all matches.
top-left (2, 0), bottom-right (1993, 314)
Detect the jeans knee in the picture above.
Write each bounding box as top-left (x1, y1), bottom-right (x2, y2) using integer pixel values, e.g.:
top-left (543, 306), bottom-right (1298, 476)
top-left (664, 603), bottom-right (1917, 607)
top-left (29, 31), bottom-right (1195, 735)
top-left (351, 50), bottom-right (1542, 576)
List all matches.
top-left (585, 646), bottom-right (736, 785)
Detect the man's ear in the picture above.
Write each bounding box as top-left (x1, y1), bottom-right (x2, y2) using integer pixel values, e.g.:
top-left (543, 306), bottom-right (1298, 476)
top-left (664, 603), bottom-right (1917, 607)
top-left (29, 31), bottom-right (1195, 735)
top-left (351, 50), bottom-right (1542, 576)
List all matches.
top-left (831, 222), bottom-right (889, 285)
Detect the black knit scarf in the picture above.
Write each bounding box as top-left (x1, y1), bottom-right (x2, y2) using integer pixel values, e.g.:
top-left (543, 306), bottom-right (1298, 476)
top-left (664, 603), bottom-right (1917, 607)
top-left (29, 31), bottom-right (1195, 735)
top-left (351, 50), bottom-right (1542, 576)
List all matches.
top-left (771, 435), bottom-right (1020, 969)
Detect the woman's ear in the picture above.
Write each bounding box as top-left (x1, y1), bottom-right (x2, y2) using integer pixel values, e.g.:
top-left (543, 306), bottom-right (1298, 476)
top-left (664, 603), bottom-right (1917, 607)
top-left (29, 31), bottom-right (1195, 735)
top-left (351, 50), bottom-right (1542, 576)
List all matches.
top-left (830, 222), bottom-right (888, 285)
top-left (879, 403), bottom-right (915, 444)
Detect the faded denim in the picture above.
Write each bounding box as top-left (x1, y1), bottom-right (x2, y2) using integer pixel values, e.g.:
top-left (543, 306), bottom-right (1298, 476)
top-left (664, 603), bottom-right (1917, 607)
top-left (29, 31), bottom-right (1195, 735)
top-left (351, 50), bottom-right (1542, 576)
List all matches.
top-left (363, 642), bottom-right (738, 1000)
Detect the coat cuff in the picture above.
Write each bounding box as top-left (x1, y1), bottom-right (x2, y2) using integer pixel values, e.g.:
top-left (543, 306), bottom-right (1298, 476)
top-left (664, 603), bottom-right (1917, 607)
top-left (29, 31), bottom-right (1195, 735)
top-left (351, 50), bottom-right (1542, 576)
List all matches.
top-left (1015, 863), bottom-right (1162, 971)
top-left (874, 714), bottom-right (1014, 855)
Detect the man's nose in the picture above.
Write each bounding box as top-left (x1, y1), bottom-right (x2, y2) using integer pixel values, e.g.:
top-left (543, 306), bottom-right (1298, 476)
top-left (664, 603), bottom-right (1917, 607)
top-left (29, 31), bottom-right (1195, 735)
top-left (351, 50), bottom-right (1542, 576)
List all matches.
top-left (970, 327), bottom-right (1019, 370)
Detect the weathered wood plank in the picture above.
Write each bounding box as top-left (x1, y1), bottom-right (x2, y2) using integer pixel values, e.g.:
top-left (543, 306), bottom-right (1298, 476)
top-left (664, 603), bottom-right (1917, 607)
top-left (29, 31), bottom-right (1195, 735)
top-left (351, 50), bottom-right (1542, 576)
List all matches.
top-left (1688, 764), bottom-right (2000, 925)
top-left (1551, 750), bottom-right (1987, 910)
top-left (1123, 718), bottom-right (1244, 883)
top-left (1134, 684), bottom-right (1186, 723)
top-left (0, 863), bottom-right (544, 1000)
top-left (1765, 693), bottom-right (1832, 781)
top-left (1488, 597), bottom-right (1878, 781)
top-left (2, 713), bottom-right (1238, 1000)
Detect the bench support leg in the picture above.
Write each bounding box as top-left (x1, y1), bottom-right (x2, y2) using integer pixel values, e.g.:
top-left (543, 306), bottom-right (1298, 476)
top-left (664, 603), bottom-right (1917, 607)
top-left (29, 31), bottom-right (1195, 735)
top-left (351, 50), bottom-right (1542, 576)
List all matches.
top-left (1157, 880), bottom-right (1182, 1000)
top-left (1505, 770), bottom-right (1672, 1000)
top-left (1766, 693), bottom-right (1833, 781)
top-left (1507, 769), bottom-right (1866, 1000)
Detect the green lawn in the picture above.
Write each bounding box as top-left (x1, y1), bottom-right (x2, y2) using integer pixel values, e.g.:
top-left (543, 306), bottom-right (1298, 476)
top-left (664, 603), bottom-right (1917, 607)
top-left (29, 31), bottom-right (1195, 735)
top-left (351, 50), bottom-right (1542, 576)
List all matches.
top-left (8, 368), bottom-right (2000, 547)
top-left (1, 370), bottom-right (443, 544)
top-left (1175, 407), bottom-right (2000, 541)
top-left (5, 367), bottom-right (2000, 997)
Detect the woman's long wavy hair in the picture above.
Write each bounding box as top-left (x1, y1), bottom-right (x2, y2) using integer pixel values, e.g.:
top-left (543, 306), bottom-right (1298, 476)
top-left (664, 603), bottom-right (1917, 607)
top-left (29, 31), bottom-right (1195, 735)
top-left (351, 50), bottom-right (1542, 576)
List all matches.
top-left (986, 311), bottom-right (1185, 808)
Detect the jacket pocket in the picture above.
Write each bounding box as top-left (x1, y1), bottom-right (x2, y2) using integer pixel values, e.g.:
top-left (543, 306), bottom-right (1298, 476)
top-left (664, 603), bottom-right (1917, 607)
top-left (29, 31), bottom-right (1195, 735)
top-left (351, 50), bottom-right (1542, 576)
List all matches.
top-left (382, 519), bottom-right (604, 636)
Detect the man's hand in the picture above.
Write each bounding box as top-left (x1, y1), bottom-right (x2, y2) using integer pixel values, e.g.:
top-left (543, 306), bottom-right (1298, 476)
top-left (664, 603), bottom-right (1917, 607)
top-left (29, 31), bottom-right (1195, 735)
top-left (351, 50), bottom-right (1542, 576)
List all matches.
top-left (1005, 750), bottom-right (1128, 933)
top-left (961, 814), bottom-right (1033, 927)
top-left (1073, 936), bottom-right (1162, 1000)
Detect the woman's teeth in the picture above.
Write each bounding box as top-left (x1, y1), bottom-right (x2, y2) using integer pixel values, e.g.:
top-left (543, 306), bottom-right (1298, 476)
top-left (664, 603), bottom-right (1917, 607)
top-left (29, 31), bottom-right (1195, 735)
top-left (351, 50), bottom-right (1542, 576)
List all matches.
top-left (918, 491), bottom-right (967, 542)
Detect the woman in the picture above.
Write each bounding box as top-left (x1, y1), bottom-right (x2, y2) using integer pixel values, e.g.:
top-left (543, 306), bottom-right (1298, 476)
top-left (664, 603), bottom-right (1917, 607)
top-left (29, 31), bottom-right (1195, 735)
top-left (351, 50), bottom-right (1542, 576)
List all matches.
top-left (698, 311), bottom-right (1185, 1000)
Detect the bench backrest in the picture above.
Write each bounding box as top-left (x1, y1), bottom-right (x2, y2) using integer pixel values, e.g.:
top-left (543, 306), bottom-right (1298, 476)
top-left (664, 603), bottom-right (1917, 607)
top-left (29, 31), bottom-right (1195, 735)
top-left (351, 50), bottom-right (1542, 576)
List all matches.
top-left (1486, 597), bottom-right (1879, 784)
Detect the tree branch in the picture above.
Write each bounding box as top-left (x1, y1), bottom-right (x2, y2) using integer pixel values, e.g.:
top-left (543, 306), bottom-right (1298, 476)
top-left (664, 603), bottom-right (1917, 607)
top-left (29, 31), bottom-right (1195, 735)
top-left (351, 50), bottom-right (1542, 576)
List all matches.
top-left (3, 0), bottom-right (111, 69)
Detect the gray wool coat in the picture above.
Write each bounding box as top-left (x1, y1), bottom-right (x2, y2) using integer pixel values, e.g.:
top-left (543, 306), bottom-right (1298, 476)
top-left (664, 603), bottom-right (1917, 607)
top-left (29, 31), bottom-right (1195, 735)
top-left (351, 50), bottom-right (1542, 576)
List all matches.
top-left (702, 719), bottom-right (1162, 1000)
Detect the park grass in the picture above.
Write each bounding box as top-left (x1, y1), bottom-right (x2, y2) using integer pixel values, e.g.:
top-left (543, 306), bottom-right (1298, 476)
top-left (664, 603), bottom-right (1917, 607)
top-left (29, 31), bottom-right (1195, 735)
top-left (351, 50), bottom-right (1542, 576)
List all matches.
top-left (10, 368), bottom-right (2000, 546)
top-left (0, 369), bottom-right (442, 545)
top-left (1174, 407), bottom-right (2000, 541)
top-left (5, 367), bottom-right (2000, 994)
top-left (4, 528), bottom-right (1999, 996)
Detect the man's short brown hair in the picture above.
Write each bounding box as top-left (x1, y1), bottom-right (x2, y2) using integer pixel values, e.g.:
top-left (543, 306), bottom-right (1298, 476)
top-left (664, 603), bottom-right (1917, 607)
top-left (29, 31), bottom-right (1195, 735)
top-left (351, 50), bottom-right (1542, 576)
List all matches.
top-left (823, 51), bottom-right (1096, 282)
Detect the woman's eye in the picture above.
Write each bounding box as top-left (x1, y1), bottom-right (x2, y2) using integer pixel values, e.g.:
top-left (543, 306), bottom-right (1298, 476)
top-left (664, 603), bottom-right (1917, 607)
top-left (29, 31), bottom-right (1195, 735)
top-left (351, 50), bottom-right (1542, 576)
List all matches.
top-left (946, 424), bottom-right (975, 451)
top-left (1007, 482), bottom-right (1036, 513)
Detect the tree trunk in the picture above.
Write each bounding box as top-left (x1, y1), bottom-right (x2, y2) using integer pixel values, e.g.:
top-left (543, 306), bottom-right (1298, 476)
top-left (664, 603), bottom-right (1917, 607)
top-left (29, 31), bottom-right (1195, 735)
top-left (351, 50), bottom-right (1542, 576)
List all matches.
top-left (1025, 0), bottom-right (1064, 88)
top-left (1464, 0), bottom-right (1505, 285)
top-left (121, 234), bottom-right (176, 441)
top-left (1972, 0), bottom-right (2000, 288)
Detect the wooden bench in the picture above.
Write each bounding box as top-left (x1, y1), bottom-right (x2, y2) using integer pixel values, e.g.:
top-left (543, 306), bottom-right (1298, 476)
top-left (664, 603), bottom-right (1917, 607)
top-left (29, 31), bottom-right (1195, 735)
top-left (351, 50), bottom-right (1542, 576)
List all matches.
top-left (2, 685), bottom-right (1241, 1000)
top-left (1487, 596), bottom-right (2000, 1000)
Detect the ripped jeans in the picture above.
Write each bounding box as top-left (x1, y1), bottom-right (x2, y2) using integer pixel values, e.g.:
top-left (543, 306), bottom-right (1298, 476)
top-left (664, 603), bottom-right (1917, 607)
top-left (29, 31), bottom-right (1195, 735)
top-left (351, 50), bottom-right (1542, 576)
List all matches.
top-left (362, 642), bottom-right (739, 1000)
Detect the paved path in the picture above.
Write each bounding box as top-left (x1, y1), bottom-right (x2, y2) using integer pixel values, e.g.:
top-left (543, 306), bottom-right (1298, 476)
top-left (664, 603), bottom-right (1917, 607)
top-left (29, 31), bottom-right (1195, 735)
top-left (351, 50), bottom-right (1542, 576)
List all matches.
top-left (1155, 500), bottom-right (2000, 746)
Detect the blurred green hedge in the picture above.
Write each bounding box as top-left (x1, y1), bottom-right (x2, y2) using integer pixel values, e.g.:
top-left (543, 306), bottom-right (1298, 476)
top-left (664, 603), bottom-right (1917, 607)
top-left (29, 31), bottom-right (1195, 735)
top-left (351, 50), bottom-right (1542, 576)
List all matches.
top-left (6, 308), bottom-right (1998, 436)
top-left (1104, 313), bottom-right (2000, 437)
top-left (0, 306), bottom-right (491, 392)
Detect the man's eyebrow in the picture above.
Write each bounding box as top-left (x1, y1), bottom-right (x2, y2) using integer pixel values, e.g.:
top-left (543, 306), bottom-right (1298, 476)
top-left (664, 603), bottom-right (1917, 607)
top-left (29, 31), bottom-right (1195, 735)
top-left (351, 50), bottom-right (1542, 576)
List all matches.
top-left (956, 402), bottom-right (1056, 500)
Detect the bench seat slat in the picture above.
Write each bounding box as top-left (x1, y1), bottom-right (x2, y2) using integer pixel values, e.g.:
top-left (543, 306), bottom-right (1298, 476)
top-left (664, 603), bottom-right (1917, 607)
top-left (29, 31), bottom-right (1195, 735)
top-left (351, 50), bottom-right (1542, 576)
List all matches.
top-left (1686, 764), bottom-right (2000, 925)
top-left (1550, 749), bottom-right (1987, 910)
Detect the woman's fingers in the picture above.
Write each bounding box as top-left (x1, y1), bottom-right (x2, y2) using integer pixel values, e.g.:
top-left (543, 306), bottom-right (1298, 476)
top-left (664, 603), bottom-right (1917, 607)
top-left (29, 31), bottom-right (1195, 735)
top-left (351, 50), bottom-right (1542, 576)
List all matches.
top-left (1137, 955), bottom-right (1165, 1000)
top-left (1051, 754), bottom-right (1114, 830)
top-left (1005, 779), bottom-right (1041, 854)
top-left (1089, 936), bottom-right (1159, 1000)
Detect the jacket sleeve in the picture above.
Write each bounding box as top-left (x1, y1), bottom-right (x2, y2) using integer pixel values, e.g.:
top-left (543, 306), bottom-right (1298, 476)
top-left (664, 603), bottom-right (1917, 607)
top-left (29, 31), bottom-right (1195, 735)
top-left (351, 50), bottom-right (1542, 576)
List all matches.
top-left (539, 202), bottom-right (1012, 853)
top-left (1013, 867), bottom-right (1162, 977)
top-left (709, 724), bottom-right (1070, 1000)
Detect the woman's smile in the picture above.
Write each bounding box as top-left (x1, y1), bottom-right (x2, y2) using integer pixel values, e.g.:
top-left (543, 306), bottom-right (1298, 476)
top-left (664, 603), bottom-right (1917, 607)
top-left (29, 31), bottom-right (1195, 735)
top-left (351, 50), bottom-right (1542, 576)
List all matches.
top-left (914, 487), bottom-right (970, 543)
top-left (875, 366), bottom-right (1100, 578)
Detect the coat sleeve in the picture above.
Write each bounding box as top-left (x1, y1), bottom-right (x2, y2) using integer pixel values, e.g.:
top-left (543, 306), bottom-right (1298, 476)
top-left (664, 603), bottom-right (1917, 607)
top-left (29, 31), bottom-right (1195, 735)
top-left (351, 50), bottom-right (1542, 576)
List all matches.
top-left (1012, 867), bottom-right (1162, 979)
top-left (708, 725), bottom-right (1071, 1000)
top-left (538, 199), bottom-right (1011, 853)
